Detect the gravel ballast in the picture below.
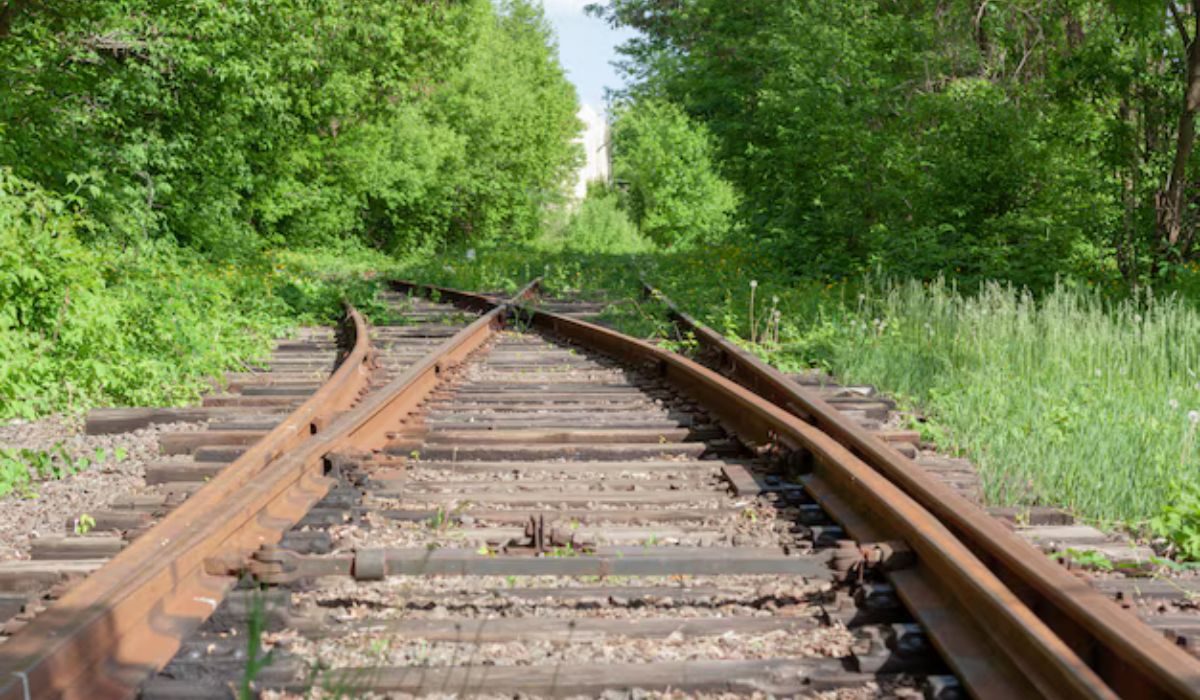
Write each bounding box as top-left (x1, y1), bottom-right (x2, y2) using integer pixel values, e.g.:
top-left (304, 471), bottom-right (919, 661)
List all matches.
top-left (0, 415), bottom-right (204, 560)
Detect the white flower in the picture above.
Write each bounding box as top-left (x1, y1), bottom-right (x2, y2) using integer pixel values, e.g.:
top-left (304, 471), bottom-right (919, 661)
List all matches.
top-left (1133, 314), bottom-right (1142, 324)
top-left (750, 280), bottom-right (758, 289)
top-left (1190, 410), bottom-right (1200, 424)
top-left (1094, 369), bottom-right (1102, 378)
top-left (771, 296), bottom-right (779, 305)
top-left (858, 293), bottom-right (866, 302)
top-left (466, 248), bottom-right (476, 261)
top-left (1170, 399), bottom-right (1181, 410)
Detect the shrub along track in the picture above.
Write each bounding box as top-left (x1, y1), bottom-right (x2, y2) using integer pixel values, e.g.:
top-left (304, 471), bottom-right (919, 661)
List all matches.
top-left (0, 280), bottom-right (1197, 699)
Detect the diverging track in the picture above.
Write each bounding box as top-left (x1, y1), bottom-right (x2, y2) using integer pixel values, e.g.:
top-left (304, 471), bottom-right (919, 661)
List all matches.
top-left (0, 290), bottom-right (502, 700)
top-left (0, 279), bottom-right (1197, 699)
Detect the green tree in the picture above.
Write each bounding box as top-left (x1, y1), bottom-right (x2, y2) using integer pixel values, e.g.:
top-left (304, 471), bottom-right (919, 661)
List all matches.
top-left (610, 99), bottom-right (736, 247)
top-left (0, 0), bottom-right (580, 255)
top-left (590, 0), bottom-right (1200, 285)
top-left (430, 0), bottom-right (583, 245)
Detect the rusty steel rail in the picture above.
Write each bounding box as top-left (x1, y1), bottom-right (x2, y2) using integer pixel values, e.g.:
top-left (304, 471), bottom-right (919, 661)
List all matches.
top-left (391, 278), bottom-right (541, 312)
top-left (637, 282), bottom-right (1200, 700)
top-left (398, 280), bottom-right (1199, 700)
top-left (0, 293), bottom-right (527, 700)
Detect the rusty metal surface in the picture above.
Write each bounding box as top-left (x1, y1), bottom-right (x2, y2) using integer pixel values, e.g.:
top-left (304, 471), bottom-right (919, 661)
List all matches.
top-left (390, 278), bottom-right (540, 313)
top-left (14, 274), bottom-right (1193, 700)
top-left (640, 283), bottom-right (1200, 700)
top-left (372, 282), bottom-right (1101, 697)
top-left (0, 298), bottom-right (514, 700)
top-left (0, 305), bottom-right (372, 700)
top-left (512, 304), bottom-right (1124, 699)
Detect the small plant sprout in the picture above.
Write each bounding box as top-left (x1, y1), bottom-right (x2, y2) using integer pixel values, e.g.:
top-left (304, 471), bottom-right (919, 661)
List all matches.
top-left (239, 586), bottom-right (276, 699)
top-left (426, 507), bottom-right (450, 531)
top-left (74, 513), bottom-right (96, 535)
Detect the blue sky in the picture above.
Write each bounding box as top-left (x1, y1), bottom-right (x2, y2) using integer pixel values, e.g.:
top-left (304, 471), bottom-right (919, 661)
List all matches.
top-left (540, 0), bottom-right (636, 114)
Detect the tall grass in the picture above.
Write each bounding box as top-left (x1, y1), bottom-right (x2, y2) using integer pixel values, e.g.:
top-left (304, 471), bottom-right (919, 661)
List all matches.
top-left (811, 280), bottom-right (1200, 523)
top-left (398, 242), bottom-right (1200, 528)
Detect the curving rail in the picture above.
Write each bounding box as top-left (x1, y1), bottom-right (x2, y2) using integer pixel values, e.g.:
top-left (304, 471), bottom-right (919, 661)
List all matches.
top-left (0, 304), bottom-right (376, 700)
top-left (4, 277), bottom-right (1197, 700)
top-left (0, 284), bottom-right (549, 700)
top-left (639, 281), bottom-right (1200, 700)
top-left (385, 280), bottom-right (1200, 700)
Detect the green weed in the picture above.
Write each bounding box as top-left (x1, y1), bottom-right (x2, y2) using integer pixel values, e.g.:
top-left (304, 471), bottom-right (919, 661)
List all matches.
top-left (0, 443), bottom-right (109, 498)
top-left (239, 587), bottom-right (276, 700)
top-left (73, 513), bottom-right (96, 535)
top-left (1152, 482), bottom-right (1200, 561)
top-left (1052, 548), bottom-right (1116, 572)
top-left (396, 242), bottom-right (1200, 556)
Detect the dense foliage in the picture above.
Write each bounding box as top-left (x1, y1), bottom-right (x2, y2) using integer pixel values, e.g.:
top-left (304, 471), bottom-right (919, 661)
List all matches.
top-left (0, 168), bottom-right (400, 420)
top-left (546, 186), bottom-right (651, 254)
top-left (609, 100), bottom-right (736, 247)
top-left (0, 0), bottom-right (579, 420)
top-left (589, 0), bottom-right (1200, 286)
top-left (0, 0), bottom-right (578, 253)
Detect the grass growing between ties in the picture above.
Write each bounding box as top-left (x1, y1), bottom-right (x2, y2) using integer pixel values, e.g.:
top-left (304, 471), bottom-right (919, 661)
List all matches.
top-left (397, 242), bottom-right (1200, 554)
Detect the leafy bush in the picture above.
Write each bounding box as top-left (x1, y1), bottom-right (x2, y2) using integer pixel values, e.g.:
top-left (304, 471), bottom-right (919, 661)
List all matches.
top-left (1152, 482), bottom-right (1200, 561)
top-left (0, 0), bottom-right (582, 422)
top-left (557, 189), bottom-right (651, 254)
top-left (0, 170), bottom-right (400, 420)
top-left (610, 100), bottom-right (737, 247)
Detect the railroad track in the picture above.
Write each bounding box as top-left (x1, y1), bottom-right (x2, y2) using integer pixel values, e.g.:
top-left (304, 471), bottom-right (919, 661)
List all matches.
top-left (0, 280), bottom-right (1197, 699)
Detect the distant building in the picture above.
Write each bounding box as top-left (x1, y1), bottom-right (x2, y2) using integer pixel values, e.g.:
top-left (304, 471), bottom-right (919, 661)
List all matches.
top-left (572, 104), bottom-right (610, 203)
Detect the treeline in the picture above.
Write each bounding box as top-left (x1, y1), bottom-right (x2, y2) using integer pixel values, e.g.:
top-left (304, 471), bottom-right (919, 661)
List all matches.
top-left (0, 0), bottom-right (579, 418)
top-left (1, 0), bottom-right (579, 254)
top-left (592, 0), bottom-right (1200, 287)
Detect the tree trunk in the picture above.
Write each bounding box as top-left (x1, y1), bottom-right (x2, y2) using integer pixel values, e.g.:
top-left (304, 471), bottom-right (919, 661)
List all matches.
top-left (1156, 1), bottom-right (1200, 268)
top-left (0, 2), bottom-right (26, 39)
